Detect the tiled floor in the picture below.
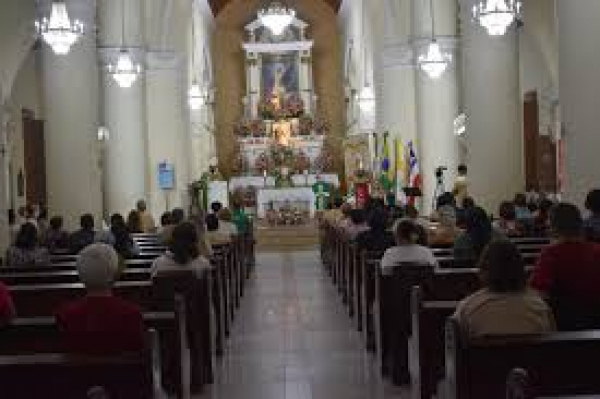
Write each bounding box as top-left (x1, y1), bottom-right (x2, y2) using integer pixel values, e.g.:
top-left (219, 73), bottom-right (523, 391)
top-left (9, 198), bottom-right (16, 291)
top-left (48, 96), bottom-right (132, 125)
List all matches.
top-left (197, 250), bottom-right (408, 399)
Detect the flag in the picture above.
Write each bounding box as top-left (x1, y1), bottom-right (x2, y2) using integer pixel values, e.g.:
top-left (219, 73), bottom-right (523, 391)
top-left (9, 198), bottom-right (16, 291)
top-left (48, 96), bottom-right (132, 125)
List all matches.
top-left (408, 140), bottom-right (421, 206)
top-left (395, 138), bottom-right (407, 204)
top-left (381, 133), bottom-right (391, 175)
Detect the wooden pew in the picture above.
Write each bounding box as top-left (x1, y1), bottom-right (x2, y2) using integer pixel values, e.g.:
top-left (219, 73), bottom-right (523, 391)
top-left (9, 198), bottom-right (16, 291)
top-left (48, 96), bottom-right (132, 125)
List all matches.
top-left (445, 319), bottom-right (600, 399)
top-left (409, 286), bottom-right (458, 399)
top-left (374, 264), bottom-right (434, 385)
top-left (0, 329), bottom-right (162, 399)
top-left (0, 312), bottom-right (182, 398)
top-left (0, 267), bottom-right (150, 285)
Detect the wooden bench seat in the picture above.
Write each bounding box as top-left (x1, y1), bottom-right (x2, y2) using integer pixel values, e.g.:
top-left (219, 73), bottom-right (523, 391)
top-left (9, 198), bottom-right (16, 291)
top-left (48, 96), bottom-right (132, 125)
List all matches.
top-left (0, 313), bottom-right (182, 397)
top-left (445, 319), bottom-right (600, 399)
top-left (0, 330), bottom-right (161, 399)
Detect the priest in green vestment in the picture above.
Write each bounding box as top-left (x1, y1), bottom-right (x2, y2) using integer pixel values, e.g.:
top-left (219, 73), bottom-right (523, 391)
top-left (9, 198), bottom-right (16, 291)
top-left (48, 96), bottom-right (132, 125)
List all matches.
top-left (312, 177), bottom-right (331, 211)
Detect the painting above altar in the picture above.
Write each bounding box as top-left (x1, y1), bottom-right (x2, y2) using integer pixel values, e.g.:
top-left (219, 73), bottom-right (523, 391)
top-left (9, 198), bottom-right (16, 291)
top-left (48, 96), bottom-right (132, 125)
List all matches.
top-left (261, 53), bottom-right (299, 104)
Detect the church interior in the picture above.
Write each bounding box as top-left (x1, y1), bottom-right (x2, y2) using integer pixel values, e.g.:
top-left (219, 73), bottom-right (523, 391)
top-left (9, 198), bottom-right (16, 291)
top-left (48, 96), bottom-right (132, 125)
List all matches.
top-left (1, 0), bottom-right (600, 398)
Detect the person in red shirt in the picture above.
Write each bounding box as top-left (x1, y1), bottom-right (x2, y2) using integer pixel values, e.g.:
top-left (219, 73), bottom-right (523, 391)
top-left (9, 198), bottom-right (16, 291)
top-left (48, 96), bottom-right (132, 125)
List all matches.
top-left (530, 202), bottom-right (600, 330)
top-left (56, 243), bottom-right (145, 355)
top-left (0, 281), bottom-right (15, 326)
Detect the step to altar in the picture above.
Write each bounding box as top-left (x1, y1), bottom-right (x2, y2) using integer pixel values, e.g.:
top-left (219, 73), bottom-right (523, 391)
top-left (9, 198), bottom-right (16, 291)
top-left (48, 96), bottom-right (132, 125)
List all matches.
top-left (254, 221), bottom-right (320, 252)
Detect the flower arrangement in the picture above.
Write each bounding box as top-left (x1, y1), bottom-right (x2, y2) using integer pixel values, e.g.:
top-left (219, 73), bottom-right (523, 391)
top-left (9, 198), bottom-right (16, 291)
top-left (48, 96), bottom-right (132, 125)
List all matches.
top-left (254, 152), bottom-right (270, 173)
top-left (294, 151), bottom-right (311, 173)
top-left (314, 115), bottom-right (331, 135)
top-left (258, 94), bottom-right (305, 120)
top-left (314, 148), bottom-right (334, 173)
top-left (284, 94), bottom-right (304, 118)
top-left (233, 120), bottom-right (251, 137)
top-left (298, 115), bottom-right (314, 136)
top-left (269, 143), bottom-right (295, 168)
top-left (258, 97), bottom-right (278, 120)
top-left (249, 119), bottom-right (266, 137)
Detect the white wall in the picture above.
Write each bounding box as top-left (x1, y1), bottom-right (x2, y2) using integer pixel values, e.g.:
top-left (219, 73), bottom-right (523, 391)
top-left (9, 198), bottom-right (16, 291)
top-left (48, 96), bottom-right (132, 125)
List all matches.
top-left (557, 1), bottom-right (600, 208)
top-left (6, 49), bottom-right (44, 211)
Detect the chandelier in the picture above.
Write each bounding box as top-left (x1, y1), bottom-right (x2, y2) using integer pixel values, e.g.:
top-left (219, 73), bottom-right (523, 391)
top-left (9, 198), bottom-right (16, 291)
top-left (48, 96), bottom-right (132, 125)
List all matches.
top-left (418, 40), bottom-right (451, 79)
top-left (106, 0), bottom-right (142, 88)
top-left (258, 1), bottom-right (296, 36)
top-left (108, 49), bottom-right (142, 88)
top-left (472, 0), bottom-right (522, 36)
top-left (35, 1), bottom-right (84, 55)
top-left (418, 0), bottom-right (451, 79)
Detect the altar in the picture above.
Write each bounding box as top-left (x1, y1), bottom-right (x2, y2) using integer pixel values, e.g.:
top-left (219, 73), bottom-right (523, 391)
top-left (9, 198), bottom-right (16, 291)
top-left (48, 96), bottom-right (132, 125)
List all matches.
top-left (256, 187), bottom-right (315, 219)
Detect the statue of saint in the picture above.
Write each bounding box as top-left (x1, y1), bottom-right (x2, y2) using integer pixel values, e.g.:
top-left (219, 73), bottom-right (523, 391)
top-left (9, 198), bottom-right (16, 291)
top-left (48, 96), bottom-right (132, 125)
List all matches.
top-left (270, 65), bottom-right (286, 110)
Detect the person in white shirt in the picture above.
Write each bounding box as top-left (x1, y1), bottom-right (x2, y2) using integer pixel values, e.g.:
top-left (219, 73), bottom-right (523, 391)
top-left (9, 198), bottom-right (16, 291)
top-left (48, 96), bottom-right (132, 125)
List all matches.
top-left (151, 222), bottom-right (212, 279)
top-left (217, 208), bottom-right (239, 237)
top-left (380, 219), bottom-right (437, 275)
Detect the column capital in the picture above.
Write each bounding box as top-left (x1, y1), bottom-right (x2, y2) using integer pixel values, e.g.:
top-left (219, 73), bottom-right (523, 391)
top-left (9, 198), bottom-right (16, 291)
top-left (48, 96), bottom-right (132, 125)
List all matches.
top-left (146, 51), bottom-right (185, 71)
top-left (98, 46), bottom-right (146, 68)
top-left (36, 0), bottom-right (97, 25)
top-left (383, 42), bottom-right (413, 68)
top-left (412, 35), bottom-right (460, 53)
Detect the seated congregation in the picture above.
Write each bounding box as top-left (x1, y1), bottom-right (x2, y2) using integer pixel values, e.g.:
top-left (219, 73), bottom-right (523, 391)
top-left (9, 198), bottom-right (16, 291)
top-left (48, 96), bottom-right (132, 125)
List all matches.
top-left (320, 189), bottom-right (600, 398)
top-left (0, 199), bottom-right (254, 398)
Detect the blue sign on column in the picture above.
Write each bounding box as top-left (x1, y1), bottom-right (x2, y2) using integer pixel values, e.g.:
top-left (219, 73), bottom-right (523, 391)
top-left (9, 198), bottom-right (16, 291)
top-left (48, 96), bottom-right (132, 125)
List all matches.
top-left (158, 162), bottom-right (175, 190)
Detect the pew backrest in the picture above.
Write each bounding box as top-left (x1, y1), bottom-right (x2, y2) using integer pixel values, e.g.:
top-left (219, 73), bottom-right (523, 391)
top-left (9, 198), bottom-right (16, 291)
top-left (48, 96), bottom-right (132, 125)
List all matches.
top-left (445, 318), bottom-right (600, 399)
top-left (0, 329), bottom-right (162, 399)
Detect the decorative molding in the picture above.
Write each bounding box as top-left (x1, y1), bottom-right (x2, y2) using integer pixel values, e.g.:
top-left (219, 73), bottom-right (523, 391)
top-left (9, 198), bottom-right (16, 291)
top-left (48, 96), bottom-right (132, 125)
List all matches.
top-left (382, 42), bottom-right (414, 68)
top-left (243, 41), bottom-right (314, 54)
top-left (146, 51), bottom-right (184, 70)
top-left (97, 46), bottom-right (146, 66)
top-left (382, 35), bottom-right (460, 69)
top-left (245, 17), bottom-right (308, 32)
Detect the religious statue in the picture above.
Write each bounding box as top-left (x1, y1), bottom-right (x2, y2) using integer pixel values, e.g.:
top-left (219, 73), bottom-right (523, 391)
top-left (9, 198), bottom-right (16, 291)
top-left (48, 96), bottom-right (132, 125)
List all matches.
top-left (312, 176), bottom-right (331, 211)
top-left (208, 165), bottom-right (224, 181)
top-left (269, 65), bottom-right (287, 111)
top-left (274, 127), bottom-right (291, 147)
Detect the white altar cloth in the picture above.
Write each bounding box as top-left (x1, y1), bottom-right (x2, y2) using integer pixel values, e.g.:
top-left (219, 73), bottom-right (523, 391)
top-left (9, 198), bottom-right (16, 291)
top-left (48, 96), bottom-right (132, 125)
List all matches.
top-left (230, 174), bottom-right (339, 192)
top-left (256, 187), bottom-right (316, 218)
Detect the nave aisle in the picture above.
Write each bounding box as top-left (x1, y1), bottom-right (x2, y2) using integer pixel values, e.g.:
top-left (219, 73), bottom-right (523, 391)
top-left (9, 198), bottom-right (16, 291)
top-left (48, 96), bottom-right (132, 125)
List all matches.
top-left (197, 251), bottom-right (407, 399)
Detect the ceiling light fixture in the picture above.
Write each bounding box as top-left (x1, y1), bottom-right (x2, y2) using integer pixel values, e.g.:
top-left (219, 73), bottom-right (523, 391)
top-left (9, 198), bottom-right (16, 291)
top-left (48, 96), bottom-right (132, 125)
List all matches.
top-left (106, 0), bottom-right (142, 88)
top-left (418, 0), bottom-right (451, 79)
top-left (472, 0), bottom-right (522, 36)
top-left (35, 1), bottom-right (84, 55)
top-left (258, 1), bottom-right (296, 36)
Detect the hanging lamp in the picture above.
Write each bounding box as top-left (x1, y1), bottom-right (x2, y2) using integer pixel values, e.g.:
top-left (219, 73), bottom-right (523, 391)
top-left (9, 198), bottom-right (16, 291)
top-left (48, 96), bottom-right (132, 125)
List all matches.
top-left (417, 0), bottom-right (451, 79)
top-left (258, 1), bottom-right (295, 36)
top-left (106, 0), bottom-right (142, 88)
top-left (35, 1), bottom-right (84, 55)
top-left (472, 0), bottom-right (522, 36)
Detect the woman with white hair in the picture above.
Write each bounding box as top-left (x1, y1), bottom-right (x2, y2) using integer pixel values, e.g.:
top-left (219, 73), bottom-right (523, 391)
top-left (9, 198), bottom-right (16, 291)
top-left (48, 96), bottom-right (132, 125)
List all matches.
top-left (56, 243), bottom-right (145, 355)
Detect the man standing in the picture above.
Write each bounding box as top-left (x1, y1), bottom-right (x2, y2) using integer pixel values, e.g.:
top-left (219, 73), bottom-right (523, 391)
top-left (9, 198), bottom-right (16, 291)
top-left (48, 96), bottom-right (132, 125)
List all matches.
top-left (453, 164), bottom-right (469, 205)
top-left (312, 175), bottom-right (330, 211)
top-left (136, 200), bottom-right (156, 233)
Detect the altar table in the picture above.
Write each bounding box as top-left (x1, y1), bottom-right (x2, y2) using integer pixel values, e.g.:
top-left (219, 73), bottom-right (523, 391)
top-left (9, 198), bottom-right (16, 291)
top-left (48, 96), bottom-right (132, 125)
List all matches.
top-left (256, 187), bottom-right (316, 219)
top-left (230, 174), bottom-right (339, 192)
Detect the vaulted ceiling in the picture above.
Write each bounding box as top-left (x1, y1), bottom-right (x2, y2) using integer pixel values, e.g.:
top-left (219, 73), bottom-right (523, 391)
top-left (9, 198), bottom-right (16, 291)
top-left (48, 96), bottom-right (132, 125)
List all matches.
top-left (207, 0), bottom-right (342, 16)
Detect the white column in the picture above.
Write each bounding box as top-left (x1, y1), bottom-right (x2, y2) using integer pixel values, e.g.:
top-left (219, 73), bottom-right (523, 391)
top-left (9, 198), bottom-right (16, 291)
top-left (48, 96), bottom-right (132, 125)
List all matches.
top-left (460, 0), bottom-right (523, 213)
top-left (146, 52), bottom-right (190, 217)
top-left (557, 1), bottom-right (600, 208)
top-left (299, 49), bottom-right (313, 115)
top-left (99, 0), bottom-right (147, 217)
top-left (42, 0), bottom-right (102, 229)
top-left (413, 0), bottom-right (460, 214)
top-left (247, 52), bottom-right (260, 119)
